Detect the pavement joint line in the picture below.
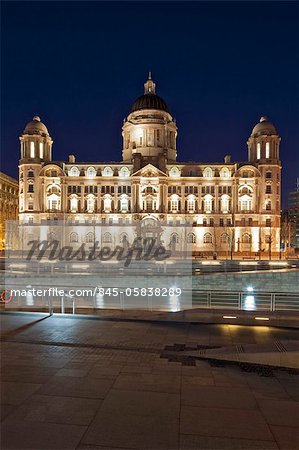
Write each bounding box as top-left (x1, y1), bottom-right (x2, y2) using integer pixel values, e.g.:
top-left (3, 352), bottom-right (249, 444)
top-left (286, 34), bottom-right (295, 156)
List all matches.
top-left (0, 313), bottom-right (52, 339)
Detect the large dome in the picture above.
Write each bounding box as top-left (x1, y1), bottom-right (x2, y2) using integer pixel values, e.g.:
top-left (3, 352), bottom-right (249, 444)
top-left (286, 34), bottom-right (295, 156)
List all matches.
top-left (129, 73), bottom-right (170, 114)
top-left (251, 116), bottom-right (277, 137)
top-left (23, 116), bottom-right (49, 136)
top-left (130, 93), bottom-right (169, 113)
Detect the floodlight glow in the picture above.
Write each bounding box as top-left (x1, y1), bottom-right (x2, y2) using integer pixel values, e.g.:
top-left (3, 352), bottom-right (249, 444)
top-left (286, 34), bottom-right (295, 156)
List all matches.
top-left (247, 286), bottom-right (254, 292)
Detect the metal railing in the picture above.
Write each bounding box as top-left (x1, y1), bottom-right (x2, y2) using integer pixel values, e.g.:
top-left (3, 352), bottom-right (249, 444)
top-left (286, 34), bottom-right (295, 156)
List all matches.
top-left (41, 288), bottom-right (299, 314)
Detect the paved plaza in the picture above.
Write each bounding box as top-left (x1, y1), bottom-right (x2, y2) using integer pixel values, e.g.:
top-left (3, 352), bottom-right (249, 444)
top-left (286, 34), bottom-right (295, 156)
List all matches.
top-left (0, 312), bottom-right (299, 449)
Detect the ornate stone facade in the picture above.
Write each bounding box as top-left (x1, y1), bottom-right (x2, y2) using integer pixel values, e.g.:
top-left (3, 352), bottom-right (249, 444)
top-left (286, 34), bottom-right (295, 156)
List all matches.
top-left (0, 172), bottom-right (19, 250)
top-left (18, 74), bottom-right (282, 258)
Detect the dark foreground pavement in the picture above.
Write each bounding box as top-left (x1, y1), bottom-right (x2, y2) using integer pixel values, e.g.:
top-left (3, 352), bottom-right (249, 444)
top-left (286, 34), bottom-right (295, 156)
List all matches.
top-left (0, 312), bottom-right (299, 450)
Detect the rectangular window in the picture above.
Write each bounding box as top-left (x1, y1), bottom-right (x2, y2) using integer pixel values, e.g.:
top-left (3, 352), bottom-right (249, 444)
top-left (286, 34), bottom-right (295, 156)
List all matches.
top-left (257, 143), bottom-right (261, 159)
top-left (219, 218), bottom-right (224, 226)
top-left (30, 142), bottom-right (35, 158)
top-left (210, 218), bottom-right (214, 226)
top-left (39, 142), bottom-right (44, 158)
top-left (266, 202), bottom-right (272, 211)
top-left (28, 184), bottom-right (34, 193)
top-left (266, 142), bottom-right (270, 158)
top-left (203, 218), bottom-right (207, 226)
top-left (266, 219), bottom-right (271, 227)
top-left (266, 185), bottom-right (272, 194)
top-left (28, 201), bottom-right (33, 210)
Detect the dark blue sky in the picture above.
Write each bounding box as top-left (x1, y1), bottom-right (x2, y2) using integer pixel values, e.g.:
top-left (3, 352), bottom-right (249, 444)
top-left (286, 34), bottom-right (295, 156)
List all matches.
top-left (1, 1), bottom-right (298, 204)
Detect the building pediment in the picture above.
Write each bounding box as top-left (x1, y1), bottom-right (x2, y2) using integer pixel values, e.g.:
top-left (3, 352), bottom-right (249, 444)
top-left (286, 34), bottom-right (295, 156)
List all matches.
top-left (132, 164), bottom-right (167, 178)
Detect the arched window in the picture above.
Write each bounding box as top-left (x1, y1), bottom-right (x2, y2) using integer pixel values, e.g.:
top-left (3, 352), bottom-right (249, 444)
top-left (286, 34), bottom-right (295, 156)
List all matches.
top-left (221, 233), bottom-right (229, 243)
top-left (220, 167), bottom-right (230, 178)
top-left (204, 194), bottom-right (213, 213)
top-left (120, 195), bottom-right (129, 212)
top-left (47, 232), bottom-right (56, 242)
top-left (47, 184), bottom-right (61, 211)
top-left (86, 232), bottom-right (94, 243)
top-left (169, 167), bottom-right (180, 178)
top-left (170, 233), bottom-right (179, 244)
top-left (203, 232), bottom-right (213, 244)
top-left (187, 233), bottom-right (196, 244)
top-left (119, 233), bottom-right (129, 244)
top-left (87, 194), bottom-right (95, 213)
top-left (220, 194), bottom-right (230, 213)
top-left (70, 232), bottom-right (78, 243)
top-left (170, 194), bottom-right (179, 212)
top-left (203, 167), bottom-right (213, 178)
top-left (119, 167), bottom-right (130, 178)
top-left (103, 232), bottom-right (112, 243)
top-left (187, 195), bottom-right (195, 212)
top-left (70, 195), bottom-right (78, 212)
top-left (104, 195), bottom-right (112, 212)
top-left (242, 233), bottom-right (251, 244)
top-left (102, 166), bottom-right (113, 177)
top-left (68, 166), bottom-right (80, 177)
top-left (86, 167), bottom-right (96, 177)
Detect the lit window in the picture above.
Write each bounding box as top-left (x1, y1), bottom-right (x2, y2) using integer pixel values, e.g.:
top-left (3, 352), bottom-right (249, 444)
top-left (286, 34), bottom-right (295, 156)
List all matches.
top-left (70, 232), bottom-right (78, 243)
top-left (203, 233), bottom-right (212, 244)
top-left (69, 167), bottom-right (80, 177)
top-left (257, 143), bottom-right (261, 159)
top-left (119, 167), bottom-right (130, 178)
top-left (39, 142), bottom-right (44, 159)
top-left (204, 194), bottom-right (213, 213)
top-left (170, 195), bottom-right (179, 212)
top-left (221, 233), bottom-right (229, 243)
top-left (70, 195), bottom-right (78, 212)
top-left (203, 167), bottom-right (213, 178)
top-left (187, 195), bottom-right (195, 212)
top-left (242, 233), bottom-right (251, 244)
top-left (266, 142), bottom-right (270, 158)
top-left (170, 233), bottom-right (179, 244)
top-left (103, 232), bottom-right (112, 243)
top-left (187, 233), bottom-right (196, 244)
top-left (220, 168), bottom-right (229, 178)
top-left (120, 195), bottom-right (129, 212)
top-left (87, 195), bottom-right (95, 212)
top-left (86, 167), bottom-right (96, 177)
top-left (169, 167), bottom-right (180, 178)
top-left (221, 195), bottom-right (230, 213)
top-left (102, 167), bottom-right (113, 177)
top-left (30, 142), bottom-right (35, 158)
top-left (104, 195), bottom-right (112, 212)
top-left (86, 232), bottom-right (94, 243)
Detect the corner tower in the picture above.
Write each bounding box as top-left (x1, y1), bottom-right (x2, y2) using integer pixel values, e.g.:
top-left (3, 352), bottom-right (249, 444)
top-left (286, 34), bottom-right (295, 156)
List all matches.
top-left (247, 116), bottom-right (281, 163)
top-left (122, 73), bottom-right (177, 169)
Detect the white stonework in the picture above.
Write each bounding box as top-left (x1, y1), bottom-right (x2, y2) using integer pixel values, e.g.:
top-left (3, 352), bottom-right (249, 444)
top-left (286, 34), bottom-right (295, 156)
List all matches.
top-left (18, 75), bottom-right (282, 258)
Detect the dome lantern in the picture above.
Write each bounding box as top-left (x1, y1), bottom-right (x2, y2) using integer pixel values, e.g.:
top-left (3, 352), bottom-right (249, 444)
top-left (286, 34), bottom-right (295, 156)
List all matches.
top-left (20, 115), bottom-right (53, 162)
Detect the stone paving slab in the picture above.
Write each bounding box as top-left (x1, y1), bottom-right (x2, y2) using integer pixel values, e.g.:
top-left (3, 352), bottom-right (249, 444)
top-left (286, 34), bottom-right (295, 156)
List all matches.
top-left (1, 418), bottom-right (86, 449)
top-left (0, 314), bottom-right (299, 450)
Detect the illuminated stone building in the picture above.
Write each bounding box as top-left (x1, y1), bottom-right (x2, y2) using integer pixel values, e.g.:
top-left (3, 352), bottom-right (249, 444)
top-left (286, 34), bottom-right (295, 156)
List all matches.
top-left (18, 74), bottom-right (282, 258)
top-left (0, 172), bottom-right (19, 250)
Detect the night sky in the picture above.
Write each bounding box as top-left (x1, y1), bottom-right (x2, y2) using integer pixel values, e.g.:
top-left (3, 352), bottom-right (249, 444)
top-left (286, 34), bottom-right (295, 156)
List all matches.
top-left (1, 1), bottom-right (298, 205)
